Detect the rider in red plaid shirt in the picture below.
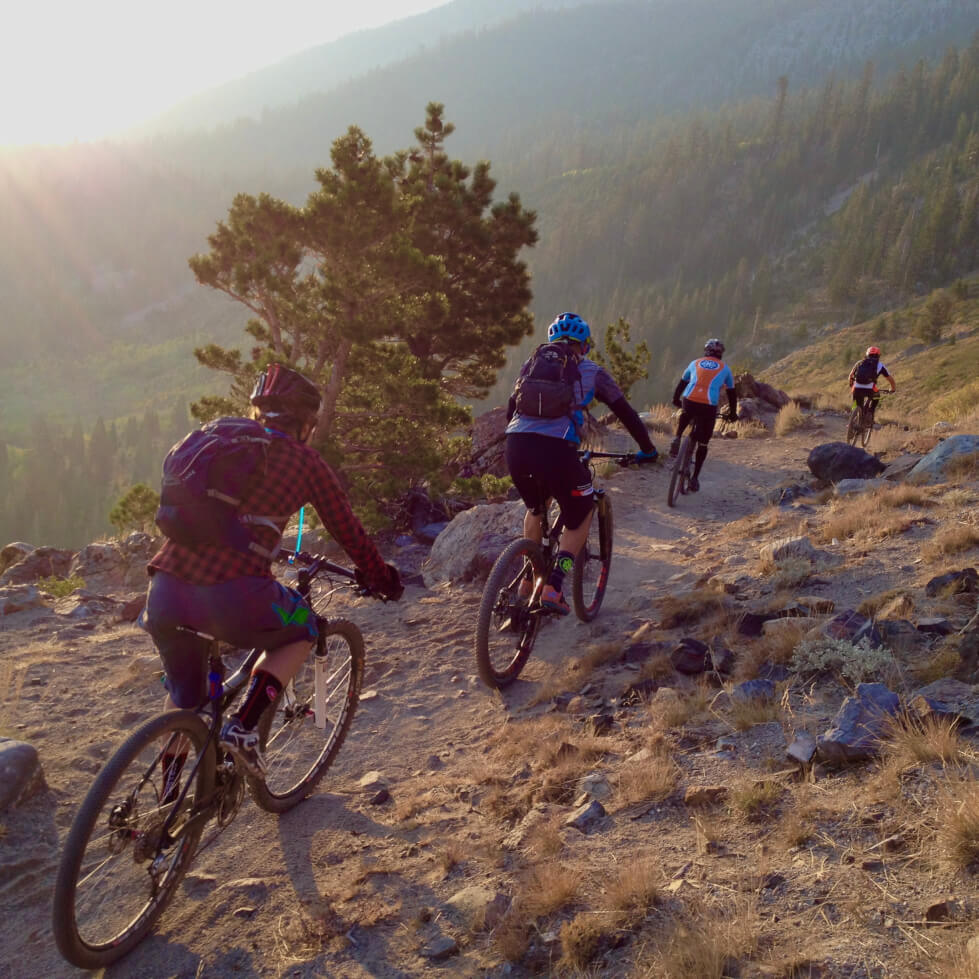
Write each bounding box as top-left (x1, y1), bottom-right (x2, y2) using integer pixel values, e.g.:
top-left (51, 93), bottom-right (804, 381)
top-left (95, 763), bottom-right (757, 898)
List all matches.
top-left (144, 363), bottom-right (402, 778)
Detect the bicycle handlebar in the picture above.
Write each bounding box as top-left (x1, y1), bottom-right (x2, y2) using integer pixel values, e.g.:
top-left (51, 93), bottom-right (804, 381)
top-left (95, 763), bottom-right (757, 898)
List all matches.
top-left (578, 450), bottom-right (642, 466)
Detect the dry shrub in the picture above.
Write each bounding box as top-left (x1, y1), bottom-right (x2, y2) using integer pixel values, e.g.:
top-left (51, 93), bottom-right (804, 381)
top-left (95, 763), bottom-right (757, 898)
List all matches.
top-left (762, 556), bottom-right (812, 590)
top-left (818, 493), bottom-right (915, 543)
top-left (936, 777), bottom-right (979, 868)
top-left (491, 913), bottom-right (530, 963)
top-left (644, 403), bottom-right (676, 434)
top-left (636, 894), bottom-right (760, 979)
top-left (774, 401), bottom-right (807, 436)
top-left (639, 649), bottom-right (674, 683)
top-left (558, 912), bottom-right (619, 972)
top-left (603, 856), bottom-right (660, 918)
top-left (734, 622), bottom-right (805, 681)
top-left (857, 587), bottom-right (914, 619)
top-left (616, 741), bottom-right (678, 805)
top-left (518, 862), bottom-right (580, 917)
top-left (875, 483), bottom-right (935, 508)
top-left (524, 817), bottom-right (565, 859)
top-left (732, 419), bottom-right (770, 439)
top-left (437, 841), bottom-right (468, 875)
top-left (729, 778), bottom-right (784, 821)
top-left (922, 523), bottom-right (979, 561)
top-left (911, 642), bottom-right (962, 685)
top-left (648, 685), bottom-right (710, 732)
top-left (882, 711), bottom-right (964, 767)
top-left (778, 784), bottom-right (819, 848)
top-left (657, 589), bottom-right (731, 630)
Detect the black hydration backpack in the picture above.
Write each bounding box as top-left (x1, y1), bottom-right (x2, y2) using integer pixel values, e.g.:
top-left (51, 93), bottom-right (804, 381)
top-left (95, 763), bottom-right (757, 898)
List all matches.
top-left (155, 417), bottom-right (284, 558)
top-left (513, 342), bottom-right (582, 419)
top-left (853, 357), bottom-right (878, 385)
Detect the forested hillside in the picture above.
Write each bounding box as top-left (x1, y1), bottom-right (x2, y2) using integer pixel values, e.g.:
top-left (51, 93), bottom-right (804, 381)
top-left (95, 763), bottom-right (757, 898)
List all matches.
top-left (3, 0), bottom-right (979, 548)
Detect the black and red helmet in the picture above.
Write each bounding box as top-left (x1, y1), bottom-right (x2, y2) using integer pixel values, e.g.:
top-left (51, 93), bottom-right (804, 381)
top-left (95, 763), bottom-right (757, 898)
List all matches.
top-left (866, 346), bottom-right (881, 358)
top-left (250, 363), bottom-right (321, 420)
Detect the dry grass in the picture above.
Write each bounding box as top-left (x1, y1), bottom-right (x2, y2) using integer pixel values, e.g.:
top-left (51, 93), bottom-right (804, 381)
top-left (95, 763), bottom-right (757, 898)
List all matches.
top-left (633, 894), bottom-right (761, 978)
top-left (602, 856), bottom-right (660, 918)
top-left (644, 403), bottom-right (676, 434)
top-left (936, 777), bottom-right (979, 868)
top-left (731, 419), bottom-right (770, 439)
top-left (942, 450), bottom-right (979, 482)
top-left (529, 639), bottom-right (624, 705)
top-left (882, 711), bottom-right (964, 767)
top-left (729, 778), bottom-right (784, 821)
top-left (773, 401), bottom-right (807, 436)
top-left (759, 556), bottom-right (812, 590)
top-left (657, 589), bottom-right (731, 631)
top-left (616, 741), bottom-right (679, 805)
top-left (818, 494), bottom-right (916, 543)
top-left (734, 622), bottom-right (806, 681)
top-left (518, 862), bottom-right (580, 917)
top-left (910, 642), bottom-right (963, 685)
top-left (857, 587), bottom-right (914, 619)
top-left (558, 912), bottom-right (618, 972)
top-left (648, 685), bottom-right (711, 732)
top-left (921, 522), bottom-right (979, 561)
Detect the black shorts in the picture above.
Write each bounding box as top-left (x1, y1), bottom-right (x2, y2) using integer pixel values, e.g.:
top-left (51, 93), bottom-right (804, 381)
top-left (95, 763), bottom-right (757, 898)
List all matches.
top-left (680, 399), bottom-right (718, 445)
top-left (505, 433), bottom-right (594, 531)
top-left (853, 389), bottom-right (879, 409)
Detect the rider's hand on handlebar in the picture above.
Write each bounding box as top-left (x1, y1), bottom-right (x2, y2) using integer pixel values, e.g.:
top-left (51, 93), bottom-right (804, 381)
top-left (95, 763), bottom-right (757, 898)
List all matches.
top-left (355, 563), bottom-right (404, 601)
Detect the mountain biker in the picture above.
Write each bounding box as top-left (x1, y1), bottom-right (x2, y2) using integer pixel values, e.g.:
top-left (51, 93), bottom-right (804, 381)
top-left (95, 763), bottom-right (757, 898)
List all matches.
top-left (848, 346), bottom-right (896, 421)
top-left (505, 312), bottom-right (658, 615)
top-left (669, 338), bottom-right (737, 493)
top-left (142, 363), bottom-right (403, 779)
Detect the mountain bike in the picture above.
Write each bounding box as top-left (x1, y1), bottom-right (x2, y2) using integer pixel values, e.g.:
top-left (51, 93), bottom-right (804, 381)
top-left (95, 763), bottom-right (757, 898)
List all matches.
top-left (846, 389), bottom-right (892, 448)
top-left (52, 552), bottom-right (382, 970)
top-left (667, 434), bottom-right (695, 507)
top-left (474, 450), bottom-right (635, 689)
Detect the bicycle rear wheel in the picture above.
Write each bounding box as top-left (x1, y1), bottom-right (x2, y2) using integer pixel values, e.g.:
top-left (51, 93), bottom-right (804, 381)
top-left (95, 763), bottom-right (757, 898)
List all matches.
top-left (475, 538), bottom-right (545, 688)
top-left (572, 493), bottom-right (613, 621)
top-left (667, 437), bottom-right (693, 507)
top-left (860, 407), bottom-right (874, 448)
top-left (52, 710), bottom-right (214, 969)
top-left (251, 618), bottom-right (365, 813)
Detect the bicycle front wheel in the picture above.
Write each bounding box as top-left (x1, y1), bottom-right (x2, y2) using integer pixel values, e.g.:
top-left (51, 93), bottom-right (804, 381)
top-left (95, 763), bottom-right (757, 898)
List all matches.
top-left (52, 710), bottom-right (214, 970)
top-left (572, 494), bottom-right (613, 621)
top-left (250, 618), bottom-right (364, 813)
top-left (475, 538), bottom-right (545, 688)
top-left (846, 408), bottom-right (861, 446)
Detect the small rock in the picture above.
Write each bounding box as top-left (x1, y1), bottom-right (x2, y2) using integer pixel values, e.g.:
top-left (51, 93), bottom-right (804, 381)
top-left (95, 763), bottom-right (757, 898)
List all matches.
top-left (925, 897), bottom-right (965, 924)
top-left (916, 617), bottom-right (953, 636)
top-left (421, 935), bottom-right (459, 961)
top-left (787, 731), bottom-right (817, 765)
top-left (577, 773), bottom-right (612, 801)
top-left (358, 771), bottom-right (388, 792)
top-left (670, 637), bottom-right (710, 675)
top-left (447, 886), bottom-right (509, 931)
top-left (370, 788), bottom-right (391, 805)
top-left (0, 739), bottom-right (45, 809)
top-left (816, 683), bottom-right (900, 763)
top-left (821, 609), bottom-right (882, 647)
top-left (565, 800), bottom-right (606, 833)
top-left (732, 679), bottom-right (775, 702)
top-left (925, 568), bottom-right (979, 598)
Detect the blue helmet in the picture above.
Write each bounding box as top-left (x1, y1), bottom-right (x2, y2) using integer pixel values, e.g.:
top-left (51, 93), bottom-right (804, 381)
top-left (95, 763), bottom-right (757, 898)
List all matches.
top-left (547, 312), bottom-right (591, 347)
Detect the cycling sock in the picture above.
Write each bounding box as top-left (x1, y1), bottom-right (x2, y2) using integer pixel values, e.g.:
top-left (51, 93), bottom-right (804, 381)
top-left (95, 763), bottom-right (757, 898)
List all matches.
top-left (547, 550), bottom-right (575, 592)
top-left (693, 443), bottom-right (709, 477)
top-left (236, 670), bottom-right (283, 731)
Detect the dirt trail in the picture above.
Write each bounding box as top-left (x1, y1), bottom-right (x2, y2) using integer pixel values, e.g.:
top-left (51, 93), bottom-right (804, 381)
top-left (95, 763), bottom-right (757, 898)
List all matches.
top-left (3, 414), bottom-right (940, 979)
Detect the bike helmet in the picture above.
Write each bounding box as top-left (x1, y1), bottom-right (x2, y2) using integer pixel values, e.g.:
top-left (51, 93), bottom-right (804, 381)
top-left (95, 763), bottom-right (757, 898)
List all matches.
top-left (250, 363), bottom-right (321, 421)
top-left (704, 338), bottom-right (725, 357)
top-left (866, 346), bottom-right (881, 358)
top-left (547, 312), bottom-right (591, 348)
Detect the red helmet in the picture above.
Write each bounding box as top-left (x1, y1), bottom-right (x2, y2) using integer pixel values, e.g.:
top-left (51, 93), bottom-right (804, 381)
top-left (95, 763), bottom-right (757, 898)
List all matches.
top-left (866, 346), bottom-right (881, 357)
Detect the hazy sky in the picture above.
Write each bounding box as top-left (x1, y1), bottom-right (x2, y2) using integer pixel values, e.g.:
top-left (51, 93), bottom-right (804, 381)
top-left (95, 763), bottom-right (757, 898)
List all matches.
top-left (3, 0), bottom-right (447, 147)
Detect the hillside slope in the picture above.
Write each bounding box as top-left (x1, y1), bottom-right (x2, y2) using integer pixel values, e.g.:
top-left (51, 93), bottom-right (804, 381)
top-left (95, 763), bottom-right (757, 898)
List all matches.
top-left (2, 409), bottom-right (978, 976)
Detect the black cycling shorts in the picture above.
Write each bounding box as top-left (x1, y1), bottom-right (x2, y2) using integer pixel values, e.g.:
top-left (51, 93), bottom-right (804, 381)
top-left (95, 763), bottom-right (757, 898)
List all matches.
top-left (505, 433), bottom-right (594, 531)
top-left (679, 399), bottom-right (718, 445)
top-left (853, 389), bottom-right (879, 409)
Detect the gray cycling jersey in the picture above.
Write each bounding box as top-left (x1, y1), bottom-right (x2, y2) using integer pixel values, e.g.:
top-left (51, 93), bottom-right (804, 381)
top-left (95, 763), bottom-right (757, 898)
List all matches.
top-left (505, 357), bottom-right (624, 443)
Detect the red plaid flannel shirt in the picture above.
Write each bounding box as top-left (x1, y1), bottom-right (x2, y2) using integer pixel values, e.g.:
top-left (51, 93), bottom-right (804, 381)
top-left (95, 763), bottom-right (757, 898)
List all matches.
top-left (149, 432), bottom-right (390, 589)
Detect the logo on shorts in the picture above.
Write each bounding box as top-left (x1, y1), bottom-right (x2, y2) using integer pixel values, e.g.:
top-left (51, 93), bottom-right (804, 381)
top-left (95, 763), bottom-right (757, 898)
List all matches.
top-left (266, 684), bottom-right (278, 701)
top-left (272, 603), bottom-right (310, 627)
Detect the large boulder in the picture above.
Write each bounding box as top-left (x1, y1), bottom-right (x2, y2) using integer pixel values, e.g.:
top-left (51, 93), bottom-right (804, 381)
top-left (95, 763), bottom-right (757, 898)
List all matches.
top-left (0, 739), bottom-right (45, 810)
top-left (69, 532), bottom-right (159, 590)
top-left (754, 380), bottom-right (791, 409)
top-left (422, 502), bottom-right (524, 587)
top-left (0, 542), bottom-right (34, 575)
top-left (0, 546), bottom-right (74, 585)
top-left (807, 442), bottom-right (886, 482)
top-left (0, 585), bottom-right (45, 616)
top-left (907, 434), bottom-right (979, 483)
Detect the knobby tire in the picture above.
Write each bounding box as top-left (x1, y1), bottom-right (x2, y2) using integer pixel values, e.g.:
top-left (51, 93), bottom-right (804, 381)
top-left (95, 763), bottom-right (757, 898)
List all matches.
top-left (667, 437), bottom-right (693, 507)
top-left (475, 538), bottom-right (545, 689)
top-left (571, 493), bottom-right (613, 621)
top-left (52, 710), bottom-right (214, 970)
top-left (250, 618), bottom-right (365, 813)
top-left (846, 408), bottom-right (861, 447)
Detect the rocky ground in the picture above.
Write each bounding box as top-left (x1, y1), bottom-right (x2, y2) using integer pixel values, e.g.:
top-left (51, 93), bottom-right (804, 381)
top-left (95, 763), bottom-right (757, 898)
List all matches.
top-left (1, 407), bottom-right (979, 978)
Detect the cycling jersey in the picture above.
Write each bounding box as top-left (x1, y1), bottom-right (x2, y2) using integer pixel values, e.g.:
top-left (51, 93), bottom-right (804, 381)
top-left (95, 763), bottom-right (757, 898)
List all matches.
top-left (505, 357), bottom-right (625, 443)
top-left (680, 357), bottom-right (735, 406)
top-left (851, 362), bottom-right (890, 391)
